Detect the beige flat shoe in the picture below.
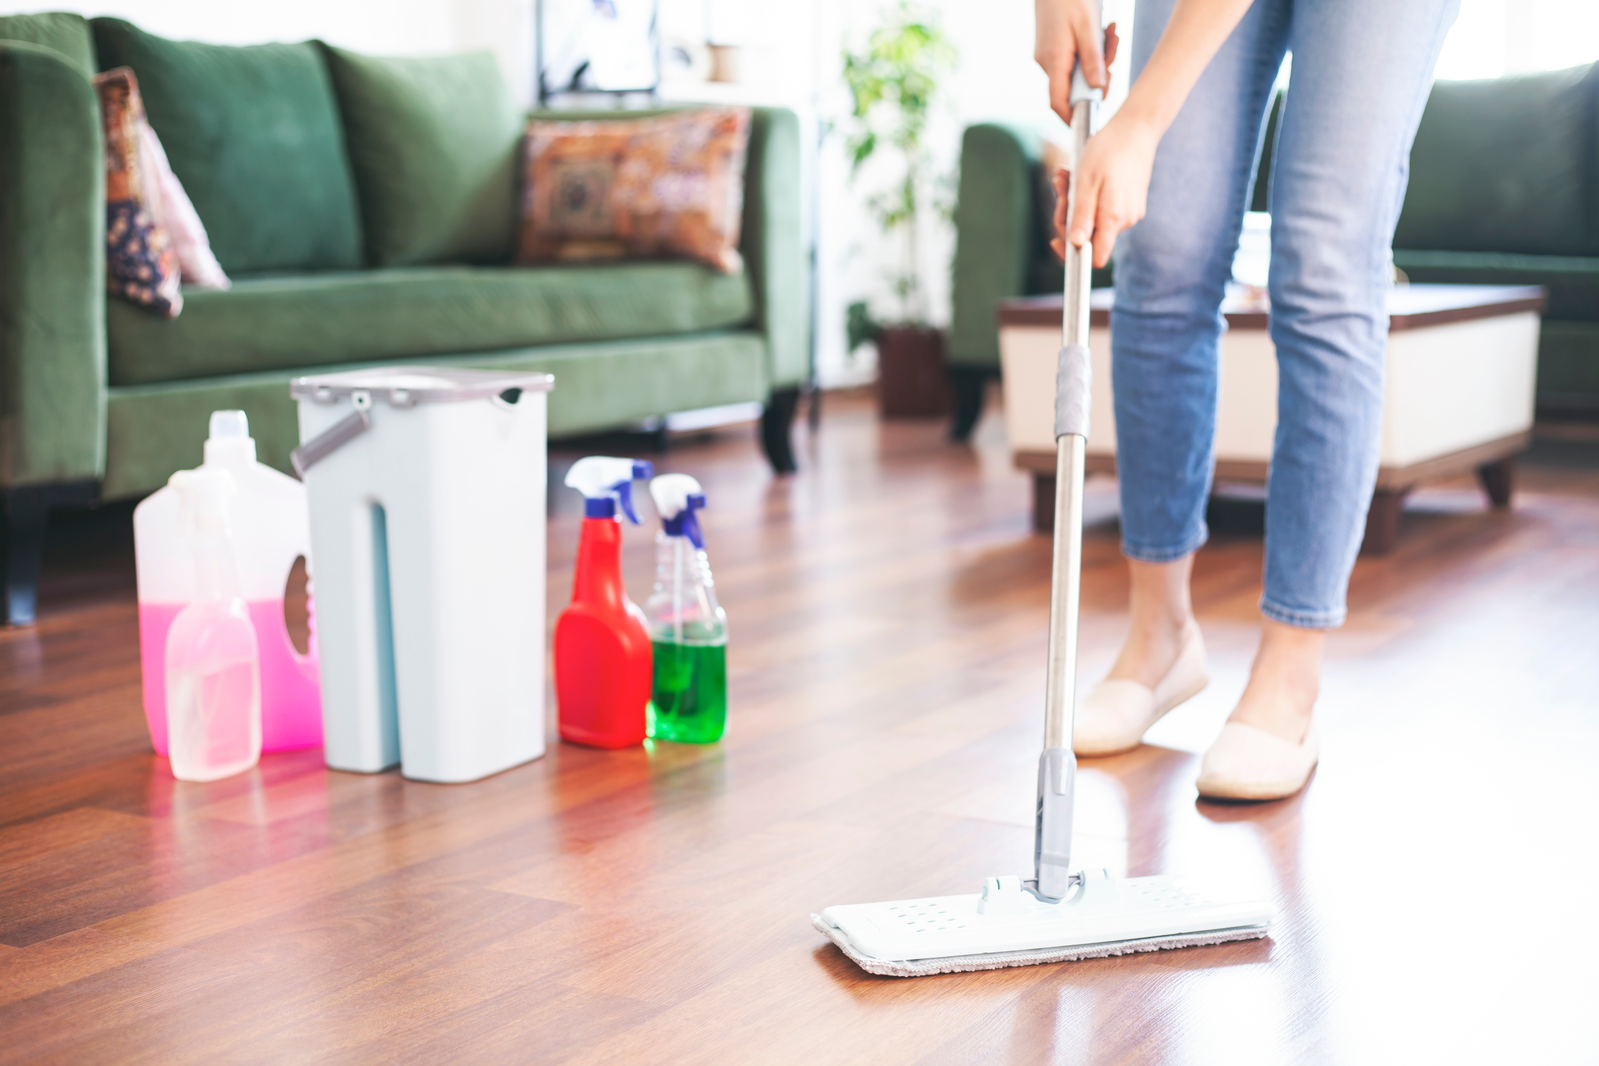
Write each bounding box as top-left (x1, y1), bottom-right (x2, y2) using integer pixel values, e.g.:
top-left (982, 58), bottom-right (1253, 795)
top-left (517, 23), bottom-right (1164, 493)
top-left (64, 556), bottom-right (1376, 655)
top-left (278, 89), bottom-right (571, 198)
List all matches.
top-left (1196, 721), bottom-right (1319, 801)
top-left (1072, 629), bottom-right (1209, 756)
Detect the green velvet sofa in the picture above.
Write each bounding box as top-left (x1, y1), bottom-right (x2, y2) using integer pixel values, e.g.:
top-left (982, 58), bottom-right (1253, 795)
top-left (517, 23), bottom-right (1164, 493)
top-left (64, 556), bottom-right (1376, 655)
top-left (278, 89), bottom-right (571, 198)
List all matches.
top-left (0, 13), bottom-right (808, 624)
top-left (949, 63), bottom-right (1599, 432)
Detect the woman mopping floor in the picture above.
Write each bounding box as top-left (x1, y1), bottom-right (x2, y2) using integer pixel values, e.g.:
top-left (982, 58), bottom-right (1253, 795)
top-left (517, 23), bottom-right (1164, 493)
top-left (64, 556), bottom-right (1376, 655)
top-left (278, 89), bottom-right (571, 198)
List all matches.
top-left (1041, 0), bottom-right (1460, 799)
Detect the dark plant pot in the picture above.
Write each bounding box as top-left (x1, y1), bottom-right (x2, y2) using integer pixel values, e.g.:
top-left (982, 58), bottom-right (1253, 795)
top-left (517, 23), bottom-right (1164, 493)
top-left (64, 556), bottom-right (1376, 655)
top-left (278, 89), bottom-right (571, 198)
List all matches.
top-left (876, 325), bottom-right (951, 419)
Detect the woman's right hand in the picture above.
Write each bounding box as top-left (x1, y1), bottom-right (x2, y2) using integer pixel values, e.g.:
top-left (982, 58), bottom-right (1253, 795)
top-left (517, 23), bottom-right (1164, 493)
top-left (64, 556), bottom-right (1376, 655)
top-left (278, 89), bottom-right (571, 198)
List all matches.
top-left (1035, 0), bottom-right (1119, 124)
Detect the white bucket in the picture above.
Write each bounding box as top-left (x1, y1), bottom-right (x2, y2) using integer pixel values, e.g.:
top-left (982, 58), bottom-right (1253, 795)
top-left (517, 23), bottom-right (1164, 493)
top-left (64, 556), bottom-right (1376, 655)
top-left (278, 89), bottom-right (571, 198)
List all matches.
top-left (291, 367), bottom-right (554, 783)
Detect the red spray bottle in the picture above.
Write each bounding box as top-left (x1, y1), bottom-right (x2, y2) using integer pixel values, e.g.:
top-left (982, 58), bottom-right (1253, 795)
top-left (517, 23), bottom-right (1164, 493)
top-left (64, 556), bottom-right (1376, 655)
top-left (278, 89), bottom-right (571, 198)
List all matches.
top-left (555, 457), bottom-right (655, 748)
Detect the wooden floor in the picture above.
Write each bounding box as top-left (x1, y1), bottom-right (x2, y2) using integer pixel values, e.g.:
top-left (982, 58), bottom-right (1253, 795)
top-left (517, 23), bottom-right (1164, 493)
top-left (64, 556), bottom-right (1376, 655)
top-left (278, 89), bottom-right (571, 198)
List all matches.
top-left (4, 393), bottom-right (1599, 1064)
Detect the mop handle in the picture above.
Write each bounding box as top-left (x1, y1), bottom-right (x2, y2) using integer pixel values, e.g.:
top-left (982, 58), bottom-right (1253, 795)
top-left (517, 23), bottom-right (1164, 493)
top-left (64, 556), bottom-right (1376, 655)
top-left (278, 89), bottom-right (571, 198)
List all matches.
top-left (1042, 96), bottom-right (1095, 752)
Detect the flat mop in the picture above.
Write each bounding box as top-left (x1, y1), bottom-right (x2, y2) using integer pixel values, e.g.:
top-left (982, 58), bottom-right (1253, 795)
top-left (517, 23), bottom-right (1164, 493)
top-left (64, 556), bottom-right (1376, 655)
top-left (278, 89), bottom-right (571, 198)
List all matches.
top-left (813, 52), bottom-right (1272, 978)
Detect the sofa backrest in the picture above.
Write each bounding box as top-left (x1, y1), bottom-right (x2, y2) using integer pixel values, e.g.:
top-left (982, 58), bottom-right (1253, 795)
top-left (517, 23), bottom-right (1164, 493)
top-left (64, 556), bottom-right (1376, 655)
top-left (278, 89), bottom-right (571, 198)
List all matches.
top-left (1395, 63), bottom-right (1598, 258)
top-left (320, 45), bottom-right (522, 269)
top-left (0, 11), bottom-right (94, 75)
top-left (90, 18), bottom-right (364, 276)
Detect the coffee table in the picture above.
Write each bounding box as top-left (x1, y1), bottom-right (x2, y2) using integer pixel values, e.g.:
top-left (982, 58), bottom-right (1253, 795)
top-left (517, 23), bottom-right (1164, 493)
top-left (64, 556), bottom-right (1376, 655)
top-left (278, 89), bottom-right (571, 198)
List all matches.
top-left (998, 284), bottom-right (1546, 553)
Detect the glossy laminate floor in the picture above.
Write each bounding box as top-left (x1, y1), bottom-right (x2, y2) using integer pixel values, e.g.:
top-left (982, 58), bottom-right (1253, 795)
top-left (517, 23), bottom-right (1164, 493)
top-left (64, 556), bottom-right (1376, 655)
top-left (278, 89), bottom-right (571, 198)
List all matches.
top-left (2, 394), bottom-right (1597, 1064)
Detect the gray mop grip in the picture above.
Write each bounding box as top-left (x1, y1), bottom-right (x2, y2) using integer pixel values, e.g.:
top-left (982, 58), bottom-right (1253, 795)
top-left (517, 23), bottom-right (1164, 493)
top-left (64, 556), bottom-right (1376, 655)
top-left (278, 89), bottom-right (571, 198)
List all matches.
top-left (1033, 746), bottom-right (1077, 900)
top-left (1054, 344), bottom-right (1093, 440)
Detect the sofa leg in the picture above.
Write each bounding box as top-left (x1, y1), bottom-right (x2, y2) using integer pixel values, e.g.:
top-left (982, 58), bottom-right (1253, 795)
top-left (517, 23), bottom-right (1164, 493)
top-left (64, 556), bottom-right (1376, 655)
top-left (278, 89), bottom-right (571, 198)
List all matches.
top-left (1477, 457), bottom-right (1515, 509)
top-left (949, 367), bottom-right (992, 443)
top-left (2, 480), bottom-right (98, 626)
top-left (761, 386), bottom-right (801, 475)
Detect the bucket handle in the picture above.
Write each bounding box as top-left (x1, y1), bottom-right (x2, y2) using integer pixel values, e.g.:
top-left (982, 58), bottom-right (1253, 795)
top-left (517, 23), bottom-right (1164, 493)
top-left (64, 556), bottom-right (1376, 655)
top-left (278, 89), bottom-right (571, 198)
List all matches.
top-left (291, 390), bottom-right (371, 479)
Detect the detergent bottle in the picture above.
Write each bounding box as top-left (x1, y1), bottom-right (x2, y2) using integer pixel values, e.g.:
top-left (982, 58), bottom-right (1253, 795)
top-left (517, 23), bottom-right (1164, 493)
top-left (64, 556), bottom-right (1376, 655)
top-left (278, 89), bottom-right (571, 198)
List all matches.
top-left (134, 411), bottom-right (320, 756)
top-left (164, 468), bottom-right (261, 781)
top-left (555, 457), bottom-right (655, 748)
top-left (644, 474), bottom-right (728, 744)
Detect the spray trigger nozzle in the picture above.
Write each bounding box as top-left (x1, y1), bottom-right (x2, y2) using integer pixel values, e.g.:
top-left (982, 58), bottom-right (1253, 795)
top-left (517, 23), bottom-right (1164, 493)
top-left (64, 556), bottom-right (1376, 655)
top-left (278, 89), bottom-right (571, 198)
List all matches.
top-left (566, 456), bottom-right (654, 523)
top-left (650, 474), bottom-right (707, 549)
top-left (169, 467), bottom-right (237, 539)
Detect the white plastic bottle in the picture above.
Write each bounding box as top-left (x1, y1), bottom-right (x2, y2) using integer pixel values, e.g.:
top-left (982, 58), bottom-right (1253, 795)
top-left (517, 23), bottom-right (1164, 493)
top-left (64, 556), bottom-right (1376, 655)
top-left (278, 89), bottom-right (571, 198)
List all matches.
top-left (134, 411), bottom-right (320, 755)
top-left (165, 468), bottom-right (261, 782)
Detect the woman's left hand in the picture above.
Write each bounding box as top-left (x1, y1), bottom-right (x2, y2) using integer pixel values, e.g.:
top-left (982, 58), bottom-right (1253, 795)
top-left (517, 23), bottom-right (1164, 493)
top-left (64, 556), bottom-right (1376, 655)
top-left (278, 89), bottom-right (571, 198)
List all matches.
top-left (1049, 112), bottom-right (1161, 270)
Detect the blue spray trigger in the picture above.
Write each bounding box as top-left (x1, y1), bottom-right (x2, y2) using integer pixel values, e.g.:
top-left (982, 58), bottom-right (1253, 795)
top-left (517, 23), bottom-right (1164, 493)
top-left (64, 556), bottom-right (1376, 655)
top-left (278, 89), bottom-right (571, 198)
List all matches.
top-left (662, 492), bottom-right (707, 549)
top-left (612, 479), bottom-right (642, 525)
top-left (611, 461), bottom-right (653, 523)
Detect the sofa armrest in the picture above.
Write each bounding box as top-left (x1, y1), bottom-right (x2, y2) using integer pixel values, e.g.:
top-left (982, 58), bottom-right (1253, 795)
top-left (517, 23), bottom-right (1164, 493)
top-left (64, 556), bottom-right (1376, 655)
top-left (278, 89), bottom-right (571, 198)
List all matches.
top-left (741, 107), bottom-right (808, 391)
top-left (0, 41), bottom-right (105, 489)
top-left (949, 123), bottom-right (1043, 371)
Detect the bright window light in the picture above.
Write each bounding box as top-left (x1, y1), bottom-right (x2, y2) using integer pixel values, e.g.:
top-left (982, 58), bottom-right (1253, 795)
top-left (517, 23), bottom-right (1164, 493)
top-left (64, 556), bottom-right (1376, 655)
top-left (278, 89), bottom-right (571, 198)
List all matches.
top-left (1436, 0), bottom-right (1599, 80)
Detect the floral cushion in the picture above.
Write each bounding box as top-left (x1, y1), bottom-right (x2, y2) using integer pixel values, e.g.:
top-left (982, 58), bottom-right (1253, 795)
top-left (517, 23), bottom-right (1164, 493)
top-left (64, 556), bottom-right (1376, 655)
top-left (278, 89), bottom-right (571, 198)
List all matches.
top-left (94, 67), bottom-right (183, 317)
top-left (518, 107), bottom-right (751, 274)
top-left (138, 123), bottom-right (230, 291)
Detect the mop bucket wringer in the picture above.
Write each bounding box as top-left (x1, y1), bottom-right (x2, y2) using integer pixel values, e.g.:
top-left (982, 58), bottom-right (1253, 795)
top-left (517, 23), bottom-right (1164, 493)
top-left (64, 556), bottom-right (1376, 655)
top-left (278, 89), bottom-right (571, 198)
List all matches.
top-left (291, 368), bottom-right (554, 784)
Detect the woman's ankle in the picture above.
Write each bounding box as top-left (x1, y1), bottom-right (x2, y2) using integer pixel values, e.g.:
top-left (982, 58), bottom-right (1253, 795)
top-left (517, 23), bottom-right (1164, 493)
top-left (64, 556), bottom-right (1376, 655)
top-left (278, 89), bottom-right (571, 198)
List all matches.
top-left (1107, 612), bottom-right (1197, 687)
top-left (1226, 620), bottom-right (1322, 741)
top-left (1108, 554), bottom-right (1199, 688)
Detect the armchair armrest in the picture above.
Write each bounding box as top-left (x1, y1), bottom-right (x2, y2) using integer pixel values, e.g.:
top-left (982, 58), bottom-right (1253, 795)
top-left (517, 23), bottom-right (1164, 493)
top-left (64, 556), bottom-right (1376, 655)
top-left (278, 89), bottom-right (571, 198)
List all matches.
top-left (741, 107), bottom-right (809, 390)
top-left (949, 122), bottom-right (1043, 371)
top-left (0, 41), bottom-right (106, 488)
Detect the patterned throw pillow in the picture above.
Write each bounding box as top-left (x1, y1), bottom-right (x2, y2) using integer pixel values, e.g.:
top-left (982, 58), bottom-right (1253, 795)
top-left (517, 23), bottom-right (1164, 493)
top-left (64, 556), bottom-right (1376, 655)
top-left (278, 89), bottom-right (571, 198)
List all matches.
top-left (518, 107), bottom-right (752, 274)
top-left (138, 123), bottom-right (230, 291)
top-left (93, 67), bottom-right (183, 317)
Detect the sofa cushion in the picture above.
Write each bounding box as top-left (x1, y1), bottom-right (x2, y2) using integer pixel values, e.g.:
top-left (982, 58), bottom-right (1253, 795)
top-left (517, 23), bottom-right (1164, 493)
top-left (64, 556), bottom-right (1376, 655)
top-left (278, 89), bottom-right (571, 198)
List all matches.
top-left (320, 46), bottom-right (522, 268)
top-left (1395, 64), bottom-right (1598, 258)
top-left (1534, 322), bottom-right (1599, 404)
top-left (101, 331), bottom-right (768, 498)
top-left (519, 108), bottom-right (752, 273)
top-left (0, 12), bottom-right (95, 75)
top-left (1391, 249), bottom-right (1599, 322)
top-left (106, 262), bottom-right (755, 386)
top-left (91, 18), bottom-right (363, 274)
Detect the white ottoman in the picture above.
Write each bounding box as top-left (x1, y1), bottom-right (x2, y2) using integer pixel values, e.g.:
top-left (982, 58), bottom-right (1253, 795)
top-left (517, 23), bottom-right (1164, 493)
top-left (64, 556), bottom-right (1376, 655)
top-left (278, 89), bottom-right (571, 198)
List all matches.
top-left (998, 284), bottom-right (1545, 552)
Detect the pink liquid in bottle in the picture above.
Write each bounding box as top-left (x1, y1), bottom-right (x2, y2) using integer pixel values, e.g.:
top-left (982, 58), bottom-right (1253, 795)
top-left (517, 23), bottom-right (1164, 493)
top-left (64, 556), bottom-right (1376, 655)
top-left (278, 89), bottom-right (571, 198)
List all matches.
top-left (140, 601), bottom-right (321, 756)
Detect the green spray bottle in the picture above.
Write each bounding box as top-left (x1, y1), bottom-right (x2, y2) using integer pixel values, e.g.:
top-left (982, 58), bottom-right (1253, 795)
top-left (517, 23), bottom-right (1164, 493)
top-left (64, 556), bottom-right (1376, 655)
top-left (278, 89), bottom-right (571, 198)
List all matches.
top-left (644, 474), bottom-right (727, 743)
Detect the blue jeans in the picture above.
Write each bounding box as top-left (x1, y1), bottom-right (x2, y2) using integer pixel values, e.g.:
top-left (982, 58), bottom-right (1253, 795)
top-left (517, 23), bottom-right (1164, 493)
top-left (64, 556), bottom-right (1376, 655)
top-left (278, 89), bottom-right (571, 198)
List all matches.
top-left (1112, 0), bottom-right (1459, 628)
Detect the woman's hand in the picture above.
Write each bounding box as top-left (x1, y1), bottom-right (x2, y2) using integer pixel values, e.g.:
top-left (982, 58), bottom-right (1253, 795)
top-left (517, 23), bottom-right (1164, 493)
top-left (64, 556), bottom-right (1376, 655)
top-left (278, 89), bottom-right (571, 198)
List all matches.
top-left (1043, 0), bottom-right (1260, 267)
top-left (1049, 113), bottom-right (1161, 270)
top-left (1035, 0), bottom-right (1120, 124)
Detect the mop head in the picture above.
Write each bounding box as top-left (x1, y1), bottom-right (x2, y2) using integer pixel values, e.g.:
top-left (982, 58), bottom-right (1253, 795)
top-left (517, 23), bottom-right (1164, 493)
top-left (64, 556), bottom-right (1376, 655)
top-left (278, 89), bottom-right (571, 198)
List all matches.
top-left (814, 872), bottom-right (1271, 978)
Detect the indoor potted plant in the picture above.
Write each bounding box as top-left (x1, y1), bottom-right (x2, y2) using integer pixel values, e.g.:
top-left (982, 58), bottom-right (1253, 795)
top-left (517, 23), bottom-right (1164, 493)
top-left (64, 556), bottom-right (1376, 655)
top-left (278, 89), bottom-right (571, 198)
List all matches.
top-left (841, 3), bottom-right (957, 419)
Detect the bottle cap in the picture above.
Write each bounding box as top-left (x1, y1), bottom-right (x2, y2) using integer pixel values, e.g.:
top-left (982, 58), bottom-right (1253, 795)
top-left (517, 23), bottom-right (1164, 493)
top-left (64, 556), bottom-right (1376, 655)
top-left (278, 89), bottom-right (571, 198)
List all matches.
top-left (204, 409), bottom-right (256, 466)
top-left (209, 410), bottom-right (249, 439)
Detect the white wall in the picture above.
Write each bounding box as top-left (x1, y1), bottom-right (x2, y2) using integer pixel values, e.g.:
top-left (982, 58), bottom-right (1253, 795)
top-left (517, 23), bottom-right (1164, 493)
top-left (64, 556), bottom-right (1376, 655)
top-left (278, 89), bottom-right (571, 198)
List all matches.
top-left (0, 0), bottom-right (535, 99)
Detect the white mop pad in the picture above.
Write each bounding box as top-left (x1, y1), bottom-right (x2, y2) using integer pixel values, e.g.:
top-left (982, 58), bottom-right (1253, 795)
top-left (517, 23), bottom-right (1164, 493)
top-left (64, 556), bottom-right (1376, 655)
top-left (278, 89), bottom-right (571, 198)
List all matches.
top-left (812, 912), bottom-right (1269, 978)
top-left (814, 872), bottom-right (1271, 978)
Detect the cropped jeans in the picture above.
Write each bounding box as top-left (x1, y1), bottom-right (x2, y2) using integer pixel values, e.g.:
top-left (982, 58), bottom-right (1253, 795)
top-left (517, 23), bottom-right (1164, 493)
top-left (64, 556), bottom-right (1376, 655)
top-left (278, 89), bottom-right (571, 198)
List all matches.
top-left (1112, 0), bottom-right (1459, 628)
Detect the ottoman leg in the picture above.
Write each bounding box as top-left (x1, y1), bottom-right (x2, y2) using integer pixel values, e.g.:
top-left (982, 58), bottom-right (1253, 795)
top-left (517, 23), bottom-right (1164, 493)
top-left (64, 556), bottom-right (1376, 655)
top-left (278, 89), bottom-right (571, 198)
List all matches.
top-left (1361, 488), bottom-right (1409, 556)
top-left (1476, 457), bottom-right (1515, 509)
top-left (1032, 473), bottom-right (1055, 535)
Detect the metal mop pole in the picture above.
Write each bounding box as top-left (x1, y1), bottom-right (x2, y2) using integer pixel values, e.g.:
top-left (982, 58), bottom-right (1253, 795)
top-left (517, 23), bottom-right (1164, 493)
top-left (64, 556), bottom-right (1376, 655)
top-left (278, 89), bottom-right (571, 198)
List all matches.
top-left (1032, 72), bottom-right (1098, 903)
